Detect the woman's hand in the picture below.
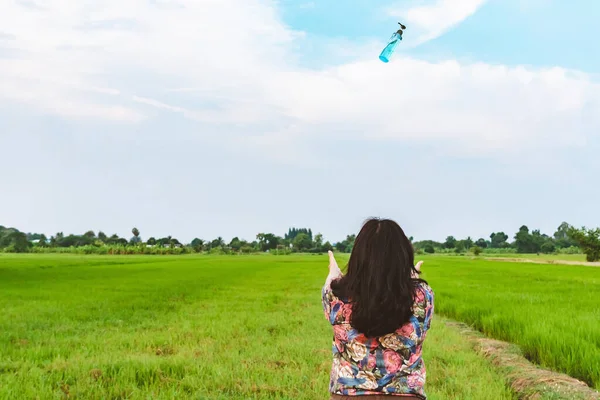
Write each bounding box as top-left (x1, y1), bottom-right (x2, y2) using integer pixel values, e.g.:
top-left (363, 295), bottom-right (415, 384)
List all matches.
top-left (412, 261), bottom-right (423, 278)
top-left (325, 251), bottom-right (343, 287)
top-left (328, 251), bottom-right (343, 278)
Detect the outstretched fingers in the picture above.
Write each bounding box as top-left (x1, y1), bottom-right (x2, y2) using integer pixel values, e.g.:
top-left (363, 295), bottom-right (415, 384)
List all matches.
top-left (327, 251), bottom-right (342, 278)
top-left (415, 261), bottom-right (423, 272)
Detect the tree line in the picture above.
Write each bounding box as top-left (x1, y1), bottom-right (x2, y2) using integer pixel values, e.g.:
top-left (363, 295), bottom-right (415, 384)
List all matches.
top-left (412, 222), bottom-right (600, 261)
top-left (0, 225), bottom-right (357, 256)
top-left (1, 222), bottom-right (599, 261)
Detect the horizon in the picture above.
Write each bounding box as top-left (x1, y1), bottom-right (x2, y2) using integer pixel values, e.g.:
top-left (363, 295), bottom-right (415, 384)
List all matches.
top-left (3, 219), bottom-right (575, 245)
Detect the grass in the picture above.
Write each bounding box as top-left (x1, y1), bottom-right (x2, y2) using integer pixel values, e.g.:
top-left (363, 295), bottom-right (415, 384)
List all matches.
top-left (0, 254), bottom-right (515, 399)
top-left (419, 255), bottom-right (600, 390)
top-left (447, 321), bottom-right (600, 400)
top-left (481, 253), bottom-right (588, 262)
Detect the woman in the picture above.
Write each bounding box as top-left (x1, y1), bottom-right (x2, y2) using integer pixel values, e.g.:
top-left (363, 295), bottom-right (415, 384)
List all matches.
top-left (322, 218), bottom-right (434, 399)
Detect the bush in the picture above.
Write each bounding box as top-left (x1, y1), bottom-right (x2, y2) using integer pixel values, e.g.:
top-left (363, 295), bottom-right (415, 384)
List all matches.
top-left (481, 247), bottom-right (517, 255)
top-left (540, 242), bottom-right (556, 254)
top-left (471, 246), bottom-right (482, 256)
top-left (567, 227), bottom-right (600, 262)
top-left (240, 246), bottom-right (253, 254)
top-left (209, 247), bottom-right (225, 255)
top-left (557, 246), bottom-right (581, 255)
top-left (269, 248), bottom-right (292, 255)
top-left (424, 245), bottom-right (435, 254)
top-left (20, 244), bottom-right (200, 256)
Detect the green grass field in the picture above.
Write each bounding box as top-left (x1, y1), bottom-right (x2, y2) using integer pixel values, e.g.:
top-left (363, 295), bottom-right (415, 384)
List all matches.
top-left (482, 253), bottom-right (588, 262)
top-left (1, 254), bottom-right (598, 399)
top-left (0, 254), bottom-right (515, 399)
top-left (421, 256), bottom-right (600, 389)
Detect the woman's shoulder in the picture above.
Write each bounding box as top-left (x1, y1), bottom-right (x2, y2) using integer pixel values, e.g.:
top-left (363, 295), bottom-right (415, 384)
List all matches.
top-left (417, 280), bottom-right (434, 293)
top-left (414, 281), bottom-right (434, 303)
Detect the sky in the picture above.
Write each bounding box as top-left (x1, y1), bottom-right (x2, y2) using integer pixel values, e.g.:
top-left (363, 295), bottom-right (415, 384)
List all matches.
top-left (1, 0), bottom-right (599, 244)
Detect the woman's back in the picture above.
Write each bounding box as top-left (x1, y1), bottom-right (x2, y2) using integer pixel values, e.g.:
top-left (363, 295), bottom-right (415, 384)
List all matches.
top-left (322, 280), bottom-right (434, 398)
top-left (322, 218), bottom-right (435, 399)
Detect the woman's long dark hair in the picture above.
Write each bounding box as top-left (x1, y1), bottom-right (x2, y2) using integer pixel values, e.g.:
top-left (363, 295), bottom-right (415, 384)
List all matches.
top-left (331, 218), bottom-right (426, 338)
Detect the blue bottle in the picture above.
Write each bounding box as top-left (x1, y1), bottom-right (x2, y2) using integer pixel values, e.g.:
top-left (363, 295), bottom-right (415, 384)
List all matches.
top-left (379, 32), bottom-right (402, 63)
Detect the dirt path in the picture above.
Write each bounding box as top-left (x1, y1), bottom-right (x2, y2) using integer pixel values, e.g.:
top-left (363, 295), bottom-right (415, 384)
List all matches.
top-left (484, 257), bottom-right (600, 267)
top-left (446, 320), bottom-right (600, 400)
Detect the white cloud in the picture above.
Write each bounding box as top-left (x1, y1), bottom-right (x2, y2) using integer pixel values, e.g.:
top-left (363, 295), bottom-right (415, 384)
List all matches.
top-left (387, 0), bottom-right (487, 45)
top-left (0, 0), bottom-right (298, 121)
top-left (1, 0), bottom-right (595, 160)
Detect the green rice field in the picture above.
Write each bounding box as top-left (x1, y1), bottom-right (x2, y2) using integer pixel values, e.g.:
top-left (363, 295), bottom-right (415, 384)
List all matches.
top-left (1, 254), bottom-right (598, 399)
top-left (423, 256), bottom-right (600, 388)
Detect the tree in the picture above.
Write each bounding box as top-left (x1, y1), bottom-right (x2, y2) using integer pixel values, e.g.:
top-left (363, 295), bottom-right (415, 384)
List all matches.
top-left (285, 228), bottom-right (313, 242)
top-left (6, 231), bottom-right (31, 253)
top-left (210, 237), bottom-right (224, 249)
top-left (157, 237), bottom-right (170, 247)
top-left (26, 232), bottom-right (42, 241)
top-left (335, 234), bottom-right (356, 253)
top-left (424, 245), bottom-right (435, 254)
top-left (472, 246), bottom-right (482, 256)
top-left (107, 234), bottom-right (120, 245)
top-left (54, 232), bottom-right (64, 247)
top-left (147, 237), bottom-right (157, 246)
top-left (37, 234), bottom-right (48, 247)
top-left (256, 233), bottom-right (280, 252)
top-left (514, 225), bottom-right (535, 253)
top-left (490, 232), bottom-right (509, 248)
top-left (568, 226), bottom-right (600, 262)
top-left (475, 238), bottom-right (488, 248)
top-left (346, 234), bottom-right (356, 250)
top-left (314, 233), bottom-right (323, 248)
top-left (514, 226), bottom-right (547, 254)
top-left (293, 233), bottom-right (312, 252)
top-left (531, 229), bottom-right (549, 253)
top-left (444, 236), bottom-right (457, 249)
top-left (59, 234), bottom-right (79, 247)
top-left (414, 240), bottom-right (443, 252)
top-left (191, 238), bottom-right (204, 252)
top-left (313, 233), bottom-right (324, 252)
top-left (84, 230), bottom-right (96, 239)
top-left (0, 227), bottom-right (31, 253)
top-left (13, 232), bottom-right (31, 253)
top-left (554, 222), bottom-right (577, 249)
top-left (98, 231), bottom-right (108, 243)
top-left (131, 227), bottom-right (141, 244)
top-left (541, 242), bottom-right (556, 254)
top-left (464, 236), bottom-right (474, 250)
top-left (229, 237), bottom-right (242, 252)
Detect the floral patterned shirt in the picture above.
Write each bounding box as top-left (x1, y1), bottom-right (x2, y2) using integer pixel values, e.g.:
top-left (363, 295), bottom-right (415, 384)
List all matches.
top-left (322, 280), bottom-right (434, 398)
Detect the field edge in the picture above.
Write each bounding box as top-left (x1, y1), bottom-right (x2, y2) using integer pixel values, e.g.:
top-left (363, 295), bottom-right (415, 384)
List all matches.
top-left (443, 320), bottom-right (600, 400)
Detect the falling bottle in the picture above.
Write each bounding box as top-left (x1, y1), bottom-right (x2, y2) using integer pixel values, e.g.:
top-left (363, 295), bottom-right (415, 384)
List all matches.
top-left (379, 31), bottom-right (402, 63)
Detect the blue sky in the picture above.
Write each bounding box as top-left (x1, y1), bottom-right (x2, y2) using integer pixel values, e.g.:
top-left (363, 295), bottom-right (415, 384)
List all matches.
top-left (1, 0), bottom-right (599, 244)
top-left (282, 0), bottom-right (600, 72)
